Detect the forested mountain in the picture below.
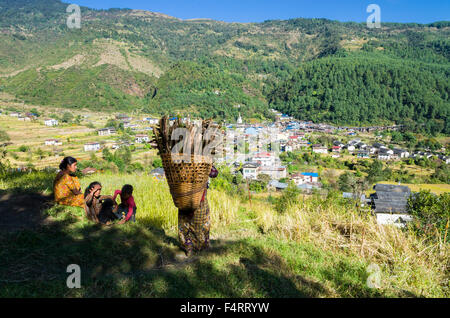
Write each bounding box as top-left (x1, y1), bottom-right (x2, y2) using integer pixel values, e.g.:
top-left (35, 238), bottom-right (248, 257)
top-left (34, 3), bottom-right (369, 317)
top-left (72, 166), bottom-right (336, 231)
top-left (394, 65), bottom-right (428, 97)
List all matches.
top-left (0, 0), bottom-right (448, 130)
top-left (147, 61), bottom-right (271, 120)
top-left (269, 55), bottom-right (450, 134)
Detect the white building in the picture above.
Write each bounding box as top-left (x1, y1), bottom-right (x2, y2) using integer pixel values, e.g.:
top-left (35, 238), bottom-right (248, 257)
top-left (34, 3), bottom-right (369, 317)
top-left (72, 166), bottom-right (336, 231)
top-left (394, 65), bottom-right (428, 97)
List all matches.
top-left (368, 147), bottom-right (378, 154)
top-left (242, 162), bottom-right (260, 180)
top-left (393, 148), bottom-right (410, 159)
top-left (375, 213), bottom-right (414, 228)
top-left (116, 114), bottom-right (131, 121)
top-left (347, 145), bottom-right (356, 152)
top-left (143, 117), bottom-right (159, 125)
top-left (44, 119), bottom-right (58, 127)
top-left (18, 116), bottom-right (31, 122)
top-left (312, 145), bottom-right (328, 154)
top-left (438, 155), bottom-right (450, 164)
top-left (285, 143), bottom-right (293, 153)
top-left (98, 128), bottom-right (116, 136)
top-left (259, 166), bottom-right (287, 180)
top-left (378, 147), bottom-right (394, 160)
top-left (252, 152), bottom-right (277, 167)
top-left (45, 139), bottom-right (62, 146)
top-left (237, 113), bottom-right (243, 124)
top-left (135, 134), bottom-right (150, 143)
top-left (84, 142), bottom-right (101, 152)
top-left (292, 172), bottom-right (319, 185)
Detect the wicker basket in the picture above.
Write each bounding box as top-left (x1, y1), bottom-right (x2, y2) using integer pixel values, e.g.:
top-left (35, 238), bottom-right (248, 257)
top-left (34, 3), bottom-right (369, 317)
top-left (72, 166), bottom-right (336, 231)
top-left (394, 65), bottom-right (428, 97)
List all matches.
top-left (161, 153), bottom-right (213, 211)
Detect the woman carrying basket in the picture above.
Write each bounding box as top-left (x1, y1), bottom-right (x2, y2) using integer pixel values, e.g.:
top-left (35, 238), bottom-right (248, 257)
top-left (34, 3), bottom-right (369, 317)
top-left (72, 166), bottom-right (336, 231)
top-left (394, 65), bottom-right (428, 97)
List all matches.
top-left (178, 166), bottom-right (218, 256)
top-left (152, 116), bottom-right (221, 257)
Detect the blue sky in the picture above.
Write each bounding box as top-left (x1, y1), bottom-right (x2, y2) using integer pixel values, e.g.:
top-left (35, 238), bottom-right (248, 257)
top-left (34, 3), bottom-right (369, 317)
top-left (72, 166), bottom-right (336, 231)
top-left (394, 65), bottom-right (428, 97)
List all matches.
top-left (72, 0), bottom-right (449, 23)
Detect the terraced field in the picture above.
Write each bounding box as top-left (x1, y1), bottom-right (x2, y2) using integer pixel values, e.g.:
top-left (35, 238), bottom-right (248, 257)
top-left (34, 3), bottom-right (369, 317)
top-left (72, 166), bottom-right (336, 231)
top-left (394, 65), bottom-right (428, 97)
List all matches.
top-left (0, 111), bottom-right (158, 169)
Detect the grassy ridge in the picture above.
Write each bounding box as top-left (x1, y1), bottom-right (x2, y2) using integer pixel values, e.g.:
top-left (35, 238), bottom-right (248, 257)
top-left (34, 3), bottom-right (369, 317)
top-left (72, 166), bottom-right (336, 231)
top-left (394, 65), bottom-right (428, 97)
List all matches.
top-left (2, 64), bottom-right (156, 110)
top-left (0, 171), bottom-right (447, 297)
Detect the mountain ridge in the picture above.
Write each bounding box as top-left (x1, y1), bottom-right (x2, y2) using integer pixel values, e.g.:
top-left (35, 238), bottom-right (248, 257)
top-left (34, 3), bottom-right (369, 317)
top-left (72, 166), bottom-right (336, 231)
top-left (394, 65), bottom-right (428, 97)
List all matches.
top-left (0, 0), bottom-right (448, 131)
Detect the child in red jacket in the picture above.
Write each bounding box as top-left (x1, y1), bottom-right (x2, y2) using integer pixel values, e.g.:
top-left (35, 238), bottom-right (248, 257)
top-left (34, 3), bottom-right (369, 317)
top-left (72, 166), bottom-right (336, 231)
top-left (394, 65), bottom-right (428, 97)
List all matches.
top-left (113, 184), bottom-right (137, 224)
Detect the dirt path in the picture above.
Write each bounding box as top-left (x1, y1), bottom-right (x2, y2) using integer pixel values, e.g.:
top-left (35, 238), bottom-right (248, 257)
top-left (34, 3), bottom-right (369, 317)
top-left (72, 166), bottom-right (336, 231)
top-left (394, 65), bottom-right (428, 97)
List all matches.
top-left (0, 192), bottom-right (53, 233)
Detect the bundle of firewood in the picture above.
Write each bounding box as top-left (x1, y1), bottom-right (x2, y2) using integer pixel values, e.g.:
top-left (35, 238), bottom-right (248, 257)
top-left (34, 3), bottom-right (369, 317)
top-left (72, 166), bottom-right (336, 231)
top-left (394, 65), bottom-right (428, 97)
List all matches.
top-left (151, 115), bottom-right (221, 156)
top-left (151, 116), bottom-right (222, 211)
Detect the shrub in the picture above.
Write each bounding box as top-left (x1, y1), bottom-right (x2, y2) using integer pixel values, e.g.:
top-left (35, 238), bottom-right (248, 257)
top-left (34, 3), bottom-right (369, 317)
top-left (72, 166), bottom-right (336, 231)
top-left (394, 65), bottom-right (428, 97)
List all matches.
top-left (249, 180), bottom-right (264, 193)
top-left (430, 164), bottom-right (450, 184)
top-left (0, 130), bottom-right (10, 142)
top-left (407, 191), bottom-right (450, 242)
top-left (152, 158), bottom-right (163, 168)
top-left (19, 145), bottom-right (30, 152)
top-left (62, 112), bottom-right (74, 123)
top-left (274, 182), bottom-right (300, 213)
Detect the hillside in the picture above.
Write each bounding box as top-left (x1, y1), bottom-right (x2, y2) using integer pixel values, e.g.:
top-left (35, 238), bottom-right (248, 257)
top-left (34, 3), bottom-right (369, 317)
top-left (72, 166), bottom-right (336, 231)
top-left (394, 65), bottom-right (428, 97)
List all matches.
top-left (0, 171), bottom-right (448, 297)
top-left (268, 54), bottom-right (450, 134)
top-left (147, 61), bottom-right (271, 120)
top-left (0, 0), bottom-right (449, 129)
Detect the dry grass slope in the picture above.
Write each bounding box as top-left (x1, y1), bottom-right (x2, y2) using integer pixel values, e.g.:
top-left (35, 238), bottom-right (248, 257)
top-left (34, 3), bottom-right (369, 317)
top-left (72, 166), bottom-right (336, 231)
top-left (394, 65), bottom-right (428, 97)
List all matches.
top-left (80, 173), bottom-right (449, 297)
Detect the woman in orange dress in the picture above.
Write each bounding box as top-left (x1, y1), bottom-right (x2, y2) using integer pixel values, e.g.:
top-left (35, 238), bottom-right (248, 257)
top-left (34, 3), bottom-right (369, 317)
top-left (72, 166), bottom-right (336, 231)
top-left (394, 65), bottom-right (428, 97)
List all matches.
top-left (53, 157), bottom-right (85, 209)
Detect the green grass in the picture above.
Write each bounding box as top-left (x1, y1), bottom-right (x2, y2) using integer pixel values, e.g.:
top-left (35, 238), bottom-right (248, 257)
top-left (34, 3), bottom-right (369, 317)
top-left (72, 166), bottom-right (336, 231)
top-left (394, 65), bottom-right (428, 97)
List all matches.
top-left (0, 206), bottom-right (380, 298)
top-left (0, 171), bottom-right (448, 297)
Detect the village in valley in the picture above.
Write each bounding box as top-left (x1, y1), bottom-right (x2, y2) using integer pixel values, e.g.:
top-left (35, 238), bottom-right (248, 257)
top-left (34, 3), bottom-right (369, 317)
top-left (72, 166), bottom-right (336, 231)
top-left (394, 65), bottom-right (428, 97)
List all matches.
top-left (1, 105), bottom-right (449, 228)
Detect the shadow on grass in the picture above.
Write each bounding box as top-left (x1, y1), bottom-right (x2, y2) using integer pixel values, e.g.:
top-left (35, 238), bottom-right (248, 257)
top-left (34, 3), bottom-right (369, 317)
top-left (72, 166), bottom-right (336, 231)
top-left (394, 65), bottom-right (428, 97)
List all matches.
top-left (0, 203), bottom-right (387, 298)
top-left (0, 170), bottom-right (387, 298)
top-left (0, 191), bottom-right (53, 232)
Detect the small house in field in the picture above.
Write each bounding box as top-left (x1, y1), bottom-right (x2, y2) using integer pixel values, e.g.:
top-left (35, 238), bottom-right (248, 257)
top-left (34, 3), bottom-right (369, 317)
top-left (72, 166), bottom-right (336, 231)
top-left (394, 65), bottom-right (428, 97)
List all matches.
top-left (393, 148), bottom-right (410, 159)
top-left (18, 115), bottom-right (30, 121)
top-left (143, 117), bottom-right (159, 125)
top-left (292, 172), bottom-right (319, 185)
top-left (135, 134), bottom-right (150, 143)
top-left (9, 112), bottom-right (20, 117)
top-left (378, 147), bottom-right (394, 160)
top-left (45, 139), bottom-right (62, 146)
top-left (116, 114), bottom-right (131, 121)
top-left (333, 140), bottom-right (345, 147)
top-left (357, 150), bottom-right (370, 159)
top-left (25, 112), bottom-right (38, 120)
top-left (312, 144), bottom-right (328, 154)
top-left (346, 145), bottom-right (356, 152)
top-left (438, 155), bottom-right (450, 164)
top-left (84, 142), bottom-right (101, 152)
top-left (44, 118), bottom-right (58, 127)
top-left (370, 184), bottom-right (413, 228)
top-left (372, 142), bottom-right (385, 150)
top-left (332, 145), bottom-right (342, 153)
top-left (123, 121), bottom-right (138, 129)
top-left (98, 127), bottom-right (116, 136)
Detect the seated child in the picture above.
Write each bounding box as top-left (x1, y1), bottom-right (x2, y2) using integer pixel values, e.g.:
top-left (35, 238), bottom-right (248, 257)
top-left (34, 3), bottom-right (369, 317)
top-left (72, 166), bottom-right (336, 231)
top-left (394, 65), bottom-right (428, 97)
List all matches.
top-left (84, 182), bottom-right (117, 224)
top-left (113, 184), bottom-right (137, 224)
